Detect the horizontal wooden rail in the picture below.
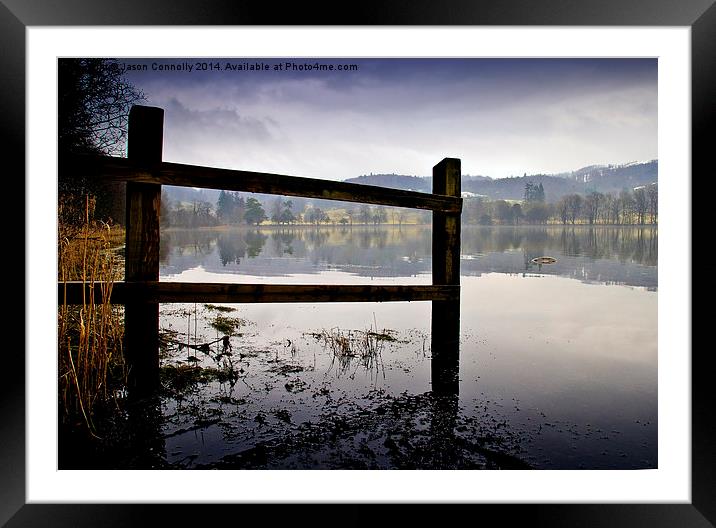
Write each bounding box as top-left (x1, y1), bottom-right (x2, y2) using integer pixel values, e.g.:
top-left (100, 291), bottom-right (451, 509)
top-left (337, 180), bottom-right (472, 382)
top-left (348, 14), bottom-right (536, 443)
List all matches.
top-left (60, 154), bottom-right (462, 213)
top-left (59, 281), bottom-right (460, 304)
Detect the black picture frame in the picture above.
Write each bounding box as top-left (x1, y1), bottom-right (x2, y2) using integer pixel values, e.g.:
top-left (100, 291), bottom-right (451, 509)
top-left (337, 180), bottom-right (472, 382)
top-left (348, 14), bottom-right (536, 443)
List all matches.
top-left (5, 0), bottom-right (713, 525)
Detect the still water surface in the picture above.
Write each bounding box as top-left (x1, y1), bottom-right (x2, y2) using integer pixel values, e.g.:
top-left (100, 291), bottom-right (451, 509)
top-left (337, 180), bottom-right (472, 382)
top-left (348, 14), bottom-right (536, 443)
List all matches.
top-left (154, 225), bottom-right (657, 469)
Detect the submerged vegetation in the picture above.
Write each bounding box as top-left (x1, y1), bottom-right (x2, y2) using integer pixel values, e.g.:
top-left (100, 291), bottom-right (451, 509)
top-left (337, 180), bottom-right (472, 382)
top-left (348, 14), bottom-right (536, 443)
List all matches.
top-left (309, 320), bottom-right (404, 379)
top-left (192, 390), bottom-right (531, 470)
top-left (210, 314), bottom-right (244, 335)
top-left (159, 363), bottom-right (239, 398)
top-left (204, 304), bottom-right (236, 313)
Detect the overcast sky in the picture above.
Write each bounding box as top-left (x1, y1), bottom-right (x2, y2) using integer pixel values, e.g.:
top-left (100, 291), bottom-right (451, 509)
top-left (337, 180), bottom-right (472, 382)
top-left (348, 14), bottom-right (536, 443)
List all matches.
top-left (122, 58), bottom-right (657, 180)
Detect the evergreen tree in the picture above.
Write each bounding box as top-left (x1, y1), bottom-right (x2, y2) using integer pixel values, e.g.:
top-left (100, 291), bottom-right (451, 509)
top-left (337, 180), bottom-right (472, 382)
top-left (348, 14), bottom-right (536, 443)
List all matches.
top-left (524, 182), bottom-right (535, 202)
top-left (229, 192), bottom-right (246, 224)
top-left (524, 181), bottom-right (545, 203)
top-left (244, 197), bottom-right (267, 225)
top-left (216, 190), bottom-right (234, 223)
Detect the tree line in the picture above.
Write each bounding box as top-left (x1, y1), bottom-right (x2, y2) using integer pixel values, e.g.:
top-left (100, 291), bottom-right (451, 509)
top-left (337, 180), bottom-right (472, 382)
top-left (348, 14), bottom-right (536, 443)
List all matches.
top-left (160, 189), bottom-right (425, 228)
top-left (161, 186), bottom-right (657, 228)
top-left (161, 180), bottom-right (658, 229)
top-left (463, 183), bottom-right (657, 226)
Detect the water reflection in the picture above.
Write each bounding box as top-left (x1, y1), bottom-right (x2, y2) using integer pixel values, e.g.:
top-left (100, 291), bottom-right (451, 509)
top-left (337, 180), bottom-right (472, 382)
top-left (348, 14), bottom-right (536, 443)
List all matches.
top-left (217, 230), bottom-right (268, 265)
top-left (184, 389), bottom-right (528, 470)
top-left (59, 395), bottom-right (167, 469)
top-left (148, 225), bottom-right (659, 469)
top-left (160, 225), bottom-right (657, 289)
top-left (431, 298), bottom-right (460, 396)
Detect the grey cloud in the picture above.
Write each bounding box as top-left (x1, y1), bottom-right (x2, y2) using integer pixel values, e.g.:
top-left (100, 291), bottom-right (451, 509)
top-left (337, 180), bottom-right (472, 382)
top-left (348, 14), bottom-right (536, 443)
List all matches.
top-left (162, 98), bottom-right (274, 142)
top-left (128, 59), bottom-right (656, 179)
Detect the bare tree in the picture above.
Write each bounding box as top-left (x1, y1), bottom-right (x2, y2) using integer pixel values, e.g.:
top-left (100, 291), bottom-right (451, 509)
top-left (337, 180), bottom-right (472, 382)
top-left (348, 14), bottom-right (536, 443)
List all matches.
top-left (633, 188), bottom-right (648, 225)
top-left (607, 192), bottom-right (621, 225)
top-left (601, 193), bottom-right (613, 224)
top-left (584, 191), bottom-right (604, 225)
top-left (59, 59), bottom-right (145, 157)
top-left (647, 185), bottom-right (658, 224)
top-left (566, 194), bottom-right (583, 225)
top-left (359, 204), bottom-right (372, 224)
top-left (619, 190), bottom-right (635, 224)
top-left (346, 207), bottom-right (355, 226)
top-left (59, 59), bottom-right (145, 222)
top-left (556, 197), bottom-right (569, 225)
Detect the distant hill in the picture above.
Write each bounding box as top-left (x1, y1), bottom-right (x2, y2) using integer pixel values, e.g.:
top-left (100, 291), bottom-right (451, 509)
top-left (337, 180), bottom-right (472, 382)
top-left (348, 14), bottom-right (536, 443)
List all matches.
top-left (461, 174), bottom-right (581, 202)
top-left (346, 174), bottom-right (431, 192)
top-left (163, 185), bottom-right (220, 205)
top-left (346, 161), bottom-right (658, 202)
top-left (560, 160), bottom-right (658, 190)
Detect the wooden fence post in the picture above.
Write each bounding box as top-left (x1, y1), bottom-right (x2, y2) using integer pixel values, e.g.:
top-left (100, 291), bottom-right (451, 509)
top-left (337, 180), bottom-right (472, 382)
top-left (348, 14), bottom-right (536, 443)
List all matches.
top-left (125, 105), bottom-right (163, 396)
top-left (431, 158), bottom-right (461, 395)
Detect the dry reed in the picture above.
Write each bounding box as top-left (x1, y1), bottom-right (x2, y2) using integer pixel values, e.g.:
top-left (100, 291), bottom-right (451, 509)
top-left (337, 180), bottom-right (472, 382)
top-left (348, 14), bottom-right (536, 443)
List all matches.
top-left (58, 194), bottom-right (126, 434)
top-left (316, 324), bottom-right (388, 378)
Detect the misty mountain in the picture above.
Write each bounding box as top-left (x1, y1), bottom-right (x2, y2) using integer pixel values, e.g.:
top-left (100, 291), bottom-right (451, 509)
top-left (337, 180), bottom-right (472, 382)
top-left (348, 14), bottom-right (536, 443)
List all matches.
top-left (346, 161), bottom-right (657, 202)
top-left (163, 185), bottom-right (220, 205)
top-left (346, 173), bottom-right (431, 192)
top-left (559, 160), bottom-right (658, 190)
top-left (345, 173), bottom-right (573, 201)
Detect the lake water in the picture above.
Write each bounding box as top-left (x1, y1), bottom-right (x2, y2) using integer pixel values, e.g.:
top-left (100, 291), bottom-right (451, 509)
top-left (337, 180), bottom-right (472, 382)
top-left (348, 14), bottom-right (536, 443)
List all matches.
top-left (150, 225), bottom-right (657, 469)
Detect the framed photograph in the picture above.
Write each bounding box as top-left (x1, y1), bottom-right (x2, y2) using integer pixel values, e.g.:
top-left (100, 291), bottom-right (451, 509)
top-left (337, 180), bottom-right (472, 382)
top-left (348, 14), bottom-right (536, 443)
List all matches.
top-left (8, 0), bottom-right (713, 525)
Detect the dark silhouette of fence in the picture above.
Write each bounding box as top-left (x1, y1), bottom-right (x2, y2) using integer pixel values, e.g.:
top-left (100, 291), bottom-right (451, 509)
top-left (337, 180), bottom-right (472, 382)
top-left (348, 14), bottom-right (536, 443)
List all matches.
top-left (59, 105), bottom-right (462, 396)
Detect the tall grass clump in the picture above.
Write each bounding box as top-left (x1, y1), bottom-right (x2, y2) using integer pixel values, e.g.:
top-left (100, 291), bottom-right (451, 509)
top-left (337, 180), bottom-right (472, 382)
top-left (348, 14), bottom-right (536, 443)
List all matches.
top-left (315, 321), bottom-right (391, 378)
top-left (58, 194), bottom-right (126, 434)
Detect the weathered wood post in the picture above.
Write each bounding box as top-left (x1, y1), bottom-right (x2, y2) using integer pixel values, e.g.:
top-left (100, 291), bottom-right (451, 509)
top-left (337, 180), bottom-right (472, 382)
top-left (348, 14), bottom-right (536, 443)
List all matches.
top-left (125, 105), bottom-right (164, 396)
top-left (431, 158), bottom-right (461, 395)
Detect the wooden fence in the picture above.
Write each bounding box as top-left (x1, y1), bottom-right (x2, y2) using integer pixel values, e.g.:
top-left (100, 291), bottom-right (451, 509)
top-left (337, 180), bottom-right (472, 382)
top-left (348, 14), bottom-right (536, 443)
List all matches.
top-left (58, 105), bottom-right (462, 395)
